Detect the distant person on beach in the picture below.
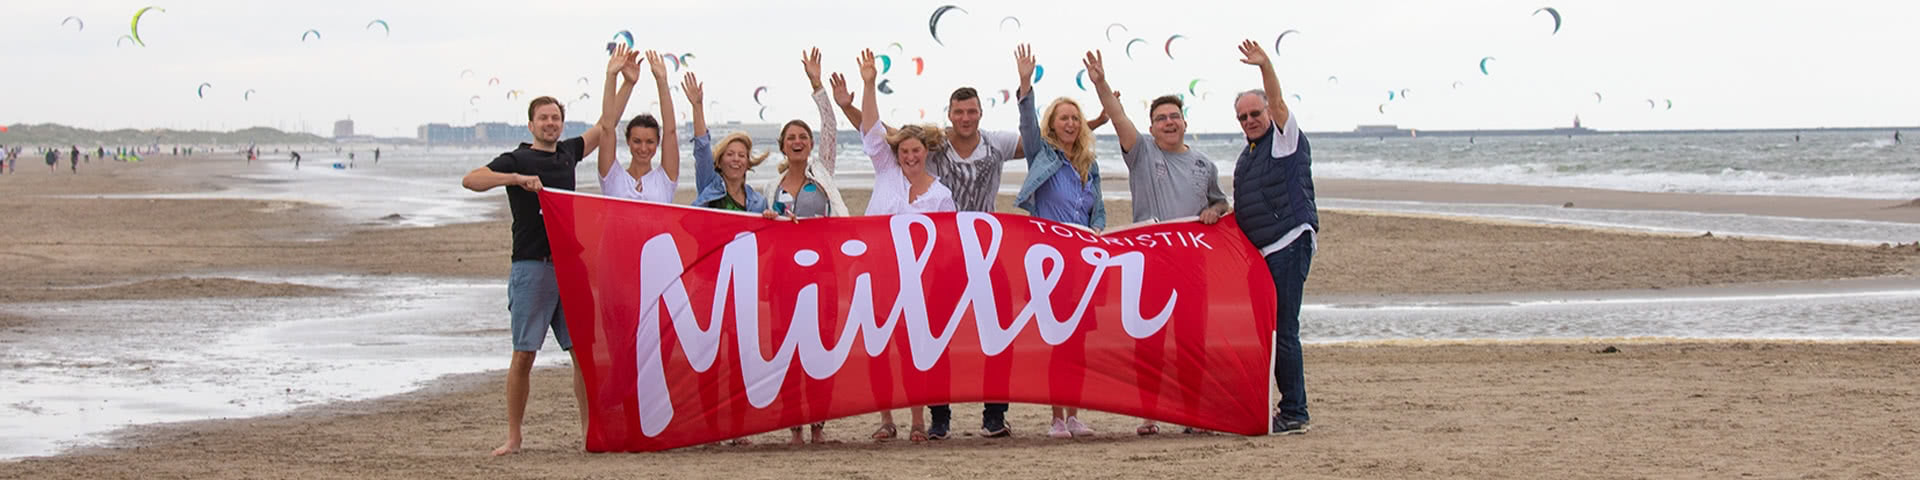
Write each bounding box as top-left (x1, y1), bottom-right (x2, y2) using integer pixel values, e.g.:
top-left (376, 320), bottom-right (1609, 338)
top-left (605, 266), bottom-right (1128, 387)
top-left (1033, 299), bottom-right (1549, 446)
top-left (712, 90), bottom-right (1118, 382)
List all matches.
top-left (1229, 39), bottom-right (1316, 436)
top-left (291, 151), bottom-right (301, 169)
top-left (70, 146), bottom-right (80, 173)
top-left (1083, 49), bottom-right (1230, 436)
top-left (45, 149), bottom-right (58, 173)
top-left (1896, 131), bottom-right (1902, 144)
top-left (595, 50), bottom-right (674, 203)
top-left (373, 147), bottom-right (381, 163)
top-left (459, 47), bottom-right (634, 457)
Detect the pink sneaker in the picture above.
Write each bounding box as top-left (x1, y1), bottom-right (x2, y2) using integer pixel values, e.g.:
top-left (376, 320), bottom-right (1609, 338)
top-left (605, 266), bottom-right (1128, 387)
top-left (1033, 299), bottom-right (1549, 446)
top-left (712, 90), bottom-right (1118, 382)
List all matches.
top-left (1047, 418), bottom-right (1072, 439)
top-left (1066, 416), bottom-right (1096, 437)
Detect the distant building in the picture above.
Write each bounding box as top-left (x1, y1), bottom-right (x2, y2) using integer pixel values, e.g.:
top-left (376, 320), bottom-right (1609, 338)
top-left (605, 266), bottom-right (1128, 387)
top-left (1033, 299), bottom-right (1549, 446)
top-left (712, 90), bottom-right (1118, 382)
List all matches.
top-left (332, 119), bottom-right (354, 139)
top-left (414, 121), bottom-right (591, 145)
top-left (1352, 124), bottom-right (1411, 137)
top-left (417, 123), bottom-right (475, 144)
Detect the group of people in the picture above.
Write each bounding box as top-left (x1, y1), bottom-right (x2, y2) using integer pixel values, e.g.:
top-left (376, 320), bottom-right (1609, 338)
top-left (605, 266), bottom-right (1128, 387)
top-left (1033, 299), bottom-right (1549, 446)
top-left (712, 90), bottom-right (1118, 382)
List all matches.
top-left (462, 38), bottom-right (1317, 455)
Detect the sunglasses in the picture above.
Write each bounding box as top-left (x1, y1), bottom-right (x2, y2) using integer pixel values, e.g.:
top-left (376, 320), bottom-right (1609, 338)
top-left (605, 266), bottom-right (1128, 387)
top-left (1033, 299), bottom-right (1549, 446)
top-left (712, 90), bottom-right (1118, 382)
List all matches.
top-left (1236, 110), bottom-right (1264, 122)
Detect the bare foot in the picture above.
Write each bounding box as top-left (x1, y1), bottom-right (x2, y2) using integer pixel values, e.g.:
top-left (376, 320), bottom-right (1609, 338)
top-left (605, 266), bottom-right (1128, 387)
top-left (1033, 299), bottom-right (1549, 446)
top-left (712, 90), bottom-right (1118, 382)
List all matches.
top-left (490, 440), bottom-right (522, 456)
top-left (789, 427), bottom-right (806, 445)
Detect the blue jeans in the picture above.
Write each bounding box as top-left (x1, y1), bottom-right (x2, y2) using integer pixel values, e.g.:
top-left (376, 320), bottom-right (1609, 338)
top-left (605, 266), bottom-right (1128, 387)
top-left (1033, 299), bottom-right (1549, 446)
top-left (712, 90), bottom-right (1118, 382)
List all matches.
top-left (508, 259), bottom-right (572, 352)
top-left (1266, 240), bottom-right (1312, 422)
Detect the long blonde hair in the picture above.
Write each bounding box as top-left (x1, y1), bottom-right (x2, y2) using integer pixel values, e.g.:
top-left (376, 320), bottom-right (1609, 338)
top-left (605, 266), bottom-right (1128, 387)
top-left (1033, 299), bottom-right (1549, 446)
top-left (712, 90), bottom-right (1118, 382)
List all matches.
top-left (1042, 97), bottom-right (1095, 181)
top-left (713, 131), bottom-right (770, 172)
top-left (886, 124), bottom-right (948, 156)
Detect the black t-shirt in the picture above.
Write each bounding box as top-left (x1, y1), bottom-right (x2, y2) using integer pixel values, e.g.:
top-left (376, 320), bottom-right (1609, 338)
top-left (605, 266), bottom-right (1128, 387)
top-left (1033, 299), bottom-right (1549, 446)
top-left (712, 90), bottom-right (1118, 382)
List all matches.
top-left (485, 137), bottom-right (586, 261)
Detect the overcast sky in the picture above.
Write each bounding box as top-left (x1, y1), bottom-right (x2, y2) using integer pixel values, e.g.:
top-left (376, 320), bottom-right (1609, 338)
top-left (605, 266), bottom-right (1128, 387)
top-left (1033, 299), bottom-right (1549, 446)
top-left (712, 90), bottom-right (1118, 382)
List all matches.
top-left (5, 0), bottom-right (1918, 136)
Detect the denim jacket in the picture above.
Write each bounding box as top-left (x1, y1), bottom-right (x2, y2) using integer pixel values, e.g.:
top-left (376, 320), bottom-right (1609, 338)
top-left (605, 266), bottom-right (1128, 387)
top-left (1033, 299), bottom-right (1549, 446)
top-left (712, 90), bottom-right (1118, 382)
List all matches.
top-left (689, 133), bottom-right (769, 212)
top-left (1013, 91), bottom-right (1106, 230)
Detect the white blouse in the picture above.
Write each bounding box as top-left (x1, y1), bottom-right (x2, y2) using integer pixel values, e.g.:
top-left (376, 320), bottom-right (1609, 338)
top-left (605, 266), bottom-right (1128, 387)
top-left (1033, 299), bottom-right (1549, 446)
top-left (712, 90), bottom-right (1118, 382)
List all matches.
top-left (862, 123), bottom-right (956, 215)
top-left (600, 160), bottom-right (676, 203)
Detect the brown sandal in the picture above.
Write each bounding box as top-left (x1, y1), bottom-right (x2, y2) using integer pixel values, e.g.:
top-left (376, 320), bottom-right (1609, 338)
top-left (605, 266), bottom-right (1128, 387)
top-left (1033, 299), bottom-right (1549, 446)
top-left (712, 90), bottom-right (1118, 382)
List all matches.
top-left (870, 422), bottom-right (899, 441)
top-left (908, 425), bottom-right (929, 443)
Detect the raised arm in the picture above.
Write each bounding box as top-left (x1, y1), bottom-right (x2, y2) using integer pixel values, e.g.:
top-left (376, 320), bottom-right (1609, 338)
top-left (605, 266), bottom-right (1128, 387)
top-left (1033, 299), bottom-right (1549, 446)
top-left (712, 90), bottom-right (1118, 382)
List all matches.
top-left (1013, 44), bottom-right (1045, 166)
top-left (1084, 50), bottom-right (1138, 154)
top-left (648, 51), bottom-right (680, 182)
top-left (584, 48), bottom-right (638, 161)
top-left (1238, 40), bottom-right (1290, 129)
top-left (855, 50), bottom-right (901, 180)
top-left (857, 50), bottom-right (883, 134)
top-left (829, 72), bottom-right (863, 128)
top-left (684, 72), bottom-right (707, 139)
top-left (802, 48), bottom-right (837, 174)
top-left (684, 72), bottom-right (715, 193)
top-left (596, 46), bottom-right (636, 178)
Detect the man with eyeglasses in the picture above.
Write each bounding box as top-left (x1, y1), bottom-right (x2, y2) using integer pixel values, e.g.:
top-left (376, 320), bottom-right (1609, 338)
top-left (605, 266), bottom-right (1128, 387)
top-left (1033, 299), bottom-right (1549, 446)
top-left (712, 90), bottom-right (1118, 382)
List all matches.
top-left (1083, 50), bottom-right (1232, 436)
top-left (1229, 39), bottom-right (1317, 436)
top-left (1083, 51), bottom-right (1230, 228)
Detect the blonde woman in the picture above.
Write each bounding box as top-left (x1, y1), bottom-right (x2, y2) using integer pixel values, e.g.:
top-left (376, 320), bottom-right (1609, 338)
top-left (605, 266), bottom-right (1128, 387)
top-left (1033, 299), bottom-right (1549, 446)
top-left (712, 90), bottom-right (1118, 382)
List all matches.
top-left (838, 52), bottom-right (960, 442)
top-left (687, 72), bottom-right (772, 213)
top-left (598, 50), bottom-right (679, 203)
top-left (852, 53), bottom-right (956, 216)
top-left (1011, 44), bottom-right (1104, 439)
top-left (756, 47), bottom-right (851, 221)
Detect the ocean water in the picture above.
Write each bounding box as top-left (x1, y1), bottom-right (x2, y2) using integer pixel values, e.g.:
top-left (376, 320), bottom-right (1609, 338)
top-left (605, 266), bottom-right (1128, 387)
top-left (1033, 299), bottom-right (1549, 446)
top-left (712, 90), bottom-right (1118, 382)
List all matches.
top-left (262, 129), bottom-right (1915, 243)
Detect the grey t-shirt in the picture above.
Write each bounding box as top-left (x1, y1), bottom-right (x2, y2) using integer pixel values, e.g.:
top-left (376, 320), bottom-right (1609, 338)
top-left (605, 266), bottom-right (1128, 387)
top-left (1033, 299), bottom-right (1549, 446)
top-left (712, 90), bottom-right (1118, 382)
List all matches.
top-left (771, 181), bottom-right (831, 218)
top-left (1121, 133), bottom-right (1226, 223)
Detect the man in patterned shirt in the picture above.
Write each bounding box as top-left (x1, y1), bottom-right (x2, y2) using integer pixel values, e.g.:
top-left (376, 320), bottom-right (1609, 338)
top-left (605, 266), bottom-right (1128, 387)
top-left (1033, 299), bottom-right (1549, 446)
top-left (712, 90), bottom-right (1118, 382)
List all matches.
top-left (833, 83), bottom-right (1107, 440)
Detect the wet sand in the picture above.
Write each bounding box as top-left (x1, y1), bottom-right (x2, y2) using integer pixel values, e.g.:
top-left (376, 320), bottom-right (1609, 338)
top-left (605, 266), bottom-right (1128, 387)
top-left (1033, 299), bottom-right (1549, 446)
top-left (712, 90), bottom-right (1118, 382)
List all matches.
top-left (3, 152), bottom-right (1919, 478)
top-left (4, 341), bottom-right (1916, 479)
top-left (1316, 178), bottom-right (1920, 223)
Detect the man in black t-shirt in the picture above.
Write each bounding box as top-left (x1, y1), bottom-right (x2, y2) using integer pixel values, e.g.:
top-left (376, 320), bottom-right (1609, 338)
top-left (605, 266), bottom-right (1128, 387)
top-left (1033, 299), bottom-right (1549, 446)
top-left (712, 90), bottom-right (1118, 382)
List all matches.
top-left (460, 47), bottom-right (639, 456)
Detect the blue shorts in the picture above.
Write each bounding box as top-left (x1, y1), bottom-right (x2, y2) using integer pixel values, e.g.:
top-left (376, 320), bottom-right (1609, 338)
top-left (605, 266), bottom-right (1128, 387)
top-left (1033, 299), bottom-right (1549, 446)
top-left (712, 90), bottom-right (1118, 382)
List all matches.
top-left (508, 259), bottom-right (573, 352)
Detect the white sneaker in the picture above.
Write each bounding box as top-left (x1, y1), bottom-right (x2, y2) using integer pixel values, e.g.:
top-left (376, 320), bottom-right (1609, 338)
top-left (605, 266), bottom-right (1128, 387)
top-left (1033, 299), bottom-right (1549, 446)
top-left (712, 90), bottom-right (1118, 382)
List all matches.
top-left (1066, 416), bottom-right (1096, 437)
top-left (1047, 418), bottom-right (1072, 439)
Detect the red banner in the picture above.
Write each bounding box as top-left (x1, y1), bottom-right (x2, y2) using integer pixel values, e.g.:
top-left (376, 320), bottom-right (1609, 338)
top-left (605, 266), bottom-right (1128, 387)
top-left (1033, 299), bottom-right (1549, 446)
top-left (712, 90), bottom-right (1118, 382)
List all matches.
top-left (539, 190), bottom-right (1277, 451)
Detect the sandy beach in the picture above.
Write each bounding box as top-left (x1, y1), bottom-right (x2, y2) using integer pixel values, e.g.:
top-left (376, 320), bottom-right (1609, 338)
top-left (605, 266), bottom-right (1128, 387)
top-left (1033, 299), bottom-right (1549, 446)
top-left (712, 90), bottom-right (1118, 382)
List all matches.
top-left (3, 153), bottom-right (1918, 478)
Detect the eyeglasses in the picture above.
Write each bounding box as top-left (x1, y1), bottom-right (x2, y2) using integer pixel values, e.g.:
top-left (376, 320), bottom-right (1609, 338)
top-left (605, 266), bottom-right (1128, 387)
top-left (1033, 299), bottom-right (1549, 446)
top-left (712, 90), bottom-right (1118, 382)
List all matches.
top-left (1152, 113), bottom-right (1183, 123)
top-left (1236, 110), bottom-right (1264, 122)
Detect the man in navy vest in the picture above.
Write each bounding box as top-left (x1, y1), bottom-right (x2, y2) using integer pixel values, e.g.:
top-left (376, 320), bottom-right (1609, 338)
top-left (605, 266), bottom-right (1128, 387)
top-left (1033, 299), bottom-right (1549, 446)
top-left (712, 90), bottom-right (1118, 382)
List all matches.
top-left (1230, 39), bottom-right (1318, 435)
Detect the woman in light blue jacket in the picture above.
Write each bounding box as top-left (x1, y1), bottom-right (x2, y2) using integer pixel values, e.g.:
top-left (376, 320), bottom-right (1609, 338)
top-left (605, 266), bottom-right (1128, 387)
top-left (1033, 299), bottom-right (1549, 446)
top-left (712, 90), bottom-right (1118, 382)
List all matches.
top-left (1013, 45), bottom-right (1107, 231)
top-left (1011, 44), bottom-right (1105, 440)
top-left (685, 72), bottom-right (771, 214)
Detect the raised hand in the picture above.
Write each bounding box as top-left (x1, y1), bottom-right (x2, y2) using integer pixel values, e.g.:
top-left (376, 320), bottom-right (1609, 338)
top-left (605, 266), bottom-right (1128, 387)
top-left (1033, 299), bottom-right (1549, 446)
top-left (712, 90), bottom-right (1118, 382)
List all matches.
top-left (856, 49), bottom-right (877, 82)
top-left (681, 72), bottom-right (703, 105)
top-left (607, 45), bottom-right (631, 77)
top-left (829, 72), bottom-right (854, 107)
top-left (1238, 39), bottom-right (1270, 67)
top-left (1081, 50), bottom-right (1107, 86)
top-left (1015, 44), bottom-right (1037, 85)
top-left (802, 47), bottom-right (824, 88)
top-left (644, 50), bottom-right (666, 81)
